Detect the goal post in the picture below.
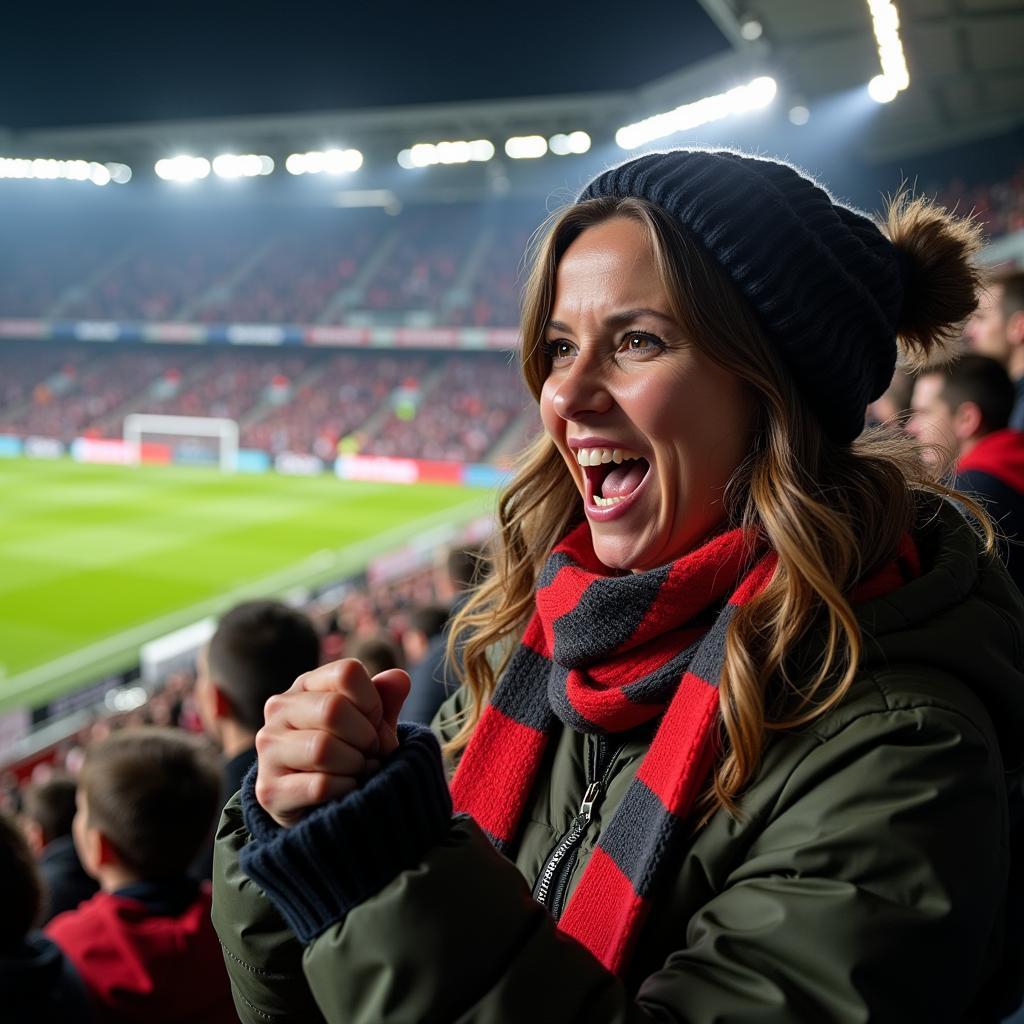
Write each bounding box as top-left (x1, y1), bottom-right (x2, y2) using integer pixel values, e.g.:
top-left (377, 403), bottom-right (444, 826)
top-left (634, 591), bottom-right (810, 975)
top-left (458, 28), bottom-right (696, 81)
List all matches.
top-left (123, 414), bottom-right (239, 472)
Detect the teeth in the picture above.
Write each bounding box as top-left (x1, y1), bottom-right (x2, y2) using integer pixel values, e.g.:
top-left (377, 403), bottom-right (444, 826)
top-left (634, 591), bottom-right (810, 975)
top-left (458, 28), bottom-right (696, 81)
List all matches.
top-left (593, 495), bottom-right (628, 507)
top-left (575, 447), bottom-right (643, 467)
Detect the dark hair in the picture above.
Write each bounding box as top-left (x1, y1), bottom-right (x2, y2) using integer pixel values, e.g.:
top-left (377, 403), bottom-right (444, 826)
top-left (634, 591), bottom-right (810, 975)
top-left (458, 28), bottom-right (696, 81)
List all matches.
top-left (21, 773), bottom-right (78, 845)
top-left (0, 809), bottom-right (43, 946)
top-left (80, 728), bottom-right (220, 880)
top-left (928, 353), bottom-right (1015, 434)
top-left (207, 600), bottom-right (321, 733)
top-left (446, 546), bottom-right (487, 592)
top-left (996, 269), bottom-right (1024, 318)
top-left (408, 605), bottom-right (449, 640)
top-left (348, 634), bottom-right (404, 677)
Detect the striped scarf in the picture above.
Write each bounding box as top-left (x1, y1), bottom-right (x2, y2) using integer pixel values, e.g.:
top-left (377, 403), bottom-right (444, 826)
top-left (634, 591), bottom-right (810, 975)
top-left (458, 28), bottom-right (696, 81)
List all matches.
top-left (450, 521), bottom-right (917, 976)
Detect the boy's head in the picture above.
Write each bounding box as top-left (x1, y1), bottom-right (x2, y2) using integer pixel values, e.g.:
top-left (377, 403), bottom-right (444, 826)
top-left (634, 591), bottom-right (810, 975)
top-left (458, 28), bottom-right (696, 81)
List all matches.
top-left (20, 773), bottom-right (77, 855)
top-left (197, 600), bottom-right (320, 753)
top-left (73, 728), bottom-right (220, 889)
top-left (0, 809), bottom-right (43, 947)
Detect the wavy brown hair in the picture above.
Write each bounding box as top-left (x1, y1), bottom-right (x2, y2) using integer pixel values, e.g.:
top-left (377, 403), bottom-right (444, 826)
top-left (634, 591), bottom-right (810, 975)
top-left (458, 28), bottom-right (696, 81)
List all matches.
top-left (445, 191), bottom-right (987, 819)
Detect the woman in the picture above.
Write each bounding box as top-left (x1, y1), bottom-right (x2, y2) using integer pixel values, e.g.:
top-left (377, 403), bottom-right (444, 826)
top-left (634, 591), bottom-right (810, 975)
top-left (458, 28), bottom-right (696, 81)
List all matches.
top-left (212, 150), bottom-right (1024, 1022)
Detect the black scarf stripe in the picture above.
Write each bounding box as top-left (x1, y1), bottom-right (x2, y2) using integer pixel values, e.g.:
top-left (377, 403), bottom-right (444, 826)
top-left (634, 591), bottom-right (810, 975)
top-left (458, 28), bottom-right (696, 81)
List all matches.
top-left (597, 776), bottom-right (699, 898)
top-left (551, 564), bottom-right (673, 666)
top-left (489, 645), bottom-right (555, 732)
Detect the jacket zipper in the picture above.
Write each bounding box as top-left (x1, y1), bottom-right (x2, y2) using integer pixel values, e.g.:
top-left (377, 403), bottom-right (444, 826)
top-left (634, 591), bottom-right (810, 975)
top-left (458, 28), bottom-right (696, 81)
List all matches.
top-left (532, 734), bottom-right (624, 920)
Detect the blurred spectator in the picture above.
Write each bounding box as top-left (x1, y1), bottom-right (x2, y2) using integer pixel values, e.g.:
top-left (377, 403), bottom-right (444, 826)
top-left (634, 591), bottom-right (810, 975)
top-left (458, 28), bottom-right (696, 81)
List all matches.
top-left (908, 354), bottom-right (1024, 590)
top-left (400, 605), bottom-right (449, 669)
top-left (400, 545), bottom-right (487, 726)
top-left (20, 774), bottom-right (98, 923)
top-left (45, 728), bottom-right (234, 1024)
top-left (347, 634), bottom-right (404, 678)
top-left (964, 271), bottom-right (1024, 429)
top-left (192, 600), bottom-right (321, 878)
top-left (0, 809), bottom-right (92, 1023)
top-left (866, 367), bottom-right (914, 430)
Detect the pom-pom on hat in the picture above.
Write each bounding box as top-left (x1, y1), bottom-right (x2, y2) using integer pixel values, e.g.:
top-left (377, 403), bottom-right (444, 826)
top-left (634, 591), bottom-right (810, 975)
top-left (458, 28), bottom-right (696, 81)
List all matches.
top-left (577, 150), bottom-right (906, 444)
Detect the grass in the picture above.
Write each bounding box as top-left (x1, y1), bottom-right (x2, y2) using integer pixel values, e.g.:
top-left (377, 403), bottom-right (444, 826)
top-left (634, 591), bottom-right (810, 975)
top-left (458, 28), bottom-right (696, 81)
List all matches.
top-left (0, 458), bottom-right (494, 714)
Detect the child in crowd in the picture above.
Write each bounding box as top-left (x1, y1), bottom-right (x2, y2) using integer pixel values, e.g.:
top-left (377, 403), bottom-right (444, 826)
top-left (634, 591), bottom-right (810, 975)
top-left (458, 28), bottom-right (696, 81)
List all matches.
top-left (0, 808), bottom-right (92, 1022)
top-left (46, 728), bottom-right (235, 1024)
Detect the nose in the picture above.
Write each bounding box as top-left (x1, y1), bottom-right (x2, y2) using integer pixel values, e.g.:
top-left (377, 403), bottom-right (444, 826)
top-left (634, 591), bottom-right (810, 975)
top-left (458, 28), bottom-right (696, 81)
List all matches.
top-left (549, 354), bottom-right (613, 421)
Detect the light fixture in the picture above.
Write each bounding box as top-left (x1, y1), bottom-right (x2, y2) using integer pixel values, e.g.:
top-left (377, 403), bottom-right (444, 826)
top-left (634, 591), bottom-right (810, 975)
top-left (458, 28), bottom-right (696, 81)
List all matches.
top-left (154, 156), bottom-right (211, 183)
top-left (0, 157), bottom-right (130, 186)
top-left (396, 139), bottom-right (494, 168)
top-left (739, 14), bottom-right (763, 41)
top-left (548, 131), bottom-right (591, 156)
top-left (615, 76), bottom-right (777, 149)
top-left (866, 0), bottom-right (909, 102)
top-left (285, 149), bottom-right (363, 175)
top-left (504, 135), bottom-right (547, 160)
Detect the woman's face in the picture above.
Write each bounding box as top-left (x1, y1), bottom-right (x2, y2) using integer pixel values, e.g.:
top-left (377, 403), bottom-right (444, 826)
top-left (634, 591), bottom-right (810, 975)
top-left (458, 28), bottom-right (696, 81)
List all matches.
top-left (539, 216), bottom-right (755, 572)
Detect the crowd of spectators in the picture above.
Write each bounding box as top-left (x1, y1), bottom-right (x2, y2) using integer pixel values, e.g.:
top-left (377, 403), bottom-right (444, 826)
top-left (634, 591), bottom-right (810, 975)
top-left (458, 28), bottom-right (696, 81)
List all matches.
top-left (360, 353), bottom-right (527, 462)
top-left (0, 342), bottom-right (532, 462)
top-left (2, 171), bottom-right (1021, 333)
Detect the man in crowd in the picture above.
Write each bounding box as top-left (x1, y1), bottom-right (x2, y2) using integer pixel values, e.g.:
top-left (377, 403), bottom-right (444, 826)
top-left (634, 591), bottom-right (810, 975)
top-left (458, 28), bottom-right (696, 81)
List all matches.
top-left (46, 728), bottom-right (236, 1023)
top-left (964, 270), bottom-right (1024, 428)
top-left (192, 599), bottom-right (321, 877)
top-left (908, 353), bottom-right (1024, 591)
top-left (20, 773), bottom-right (98, 922)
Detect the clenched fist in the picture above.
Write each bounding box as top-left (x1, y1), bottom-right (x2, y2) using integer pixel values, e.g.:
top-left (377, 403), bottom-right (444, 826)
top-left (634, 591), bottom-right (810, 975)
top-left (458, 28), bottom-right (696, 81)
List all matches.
top-left (253, 658), bottom-right (411, 828)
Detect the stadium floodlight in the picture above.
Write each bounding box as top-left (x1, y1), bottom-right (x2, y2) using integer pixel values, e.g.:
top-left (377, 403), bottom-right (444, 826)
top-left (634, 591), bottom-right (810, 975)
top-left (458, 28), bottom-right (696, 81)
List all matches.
top-left (868, 75), bottom-right (898, 104)
top-left (397, 139), bottom-right (494, 169)
top-left (548, 131), bottom-right (591, 156)
top-left (155, 155), bottom-right (211, 183)
top-left (285, 148), bottom-right (363, 175)
top-left (615, 75), bottom-right (777, 150)
top-left (0, 157), bottom-right (129, 186)
top-left (739, 14), bottom-right (763, 41)
top-left (212, 153), bottom-right (274, 179)
top-left (107, 162), bottom-right (132, 184)
top-left (866, 0), bottom-right (909, 102)
top-left (505, 135), bottom-right (547, 160)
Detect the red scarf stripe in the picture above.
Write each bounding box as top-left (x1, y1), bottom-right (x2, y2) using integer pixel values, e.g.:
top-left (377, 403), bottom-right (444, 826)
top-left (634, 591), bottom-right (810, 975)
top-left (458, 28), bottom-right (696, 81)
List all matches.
top-left (520, 614), bottom-right (549, 658)
top-left (563, 670), bottom-right (664, 731)
top-left (449, 706), bottom-right (548, 844)
top-left (728, 551), bottom-right (778, 606)
top-left (584, 531), bottom-right (753, 654)
top-left (557, 846), bottom-right (648, 975)
top-left (586, 624), bottom-right (709, 687)
top-left (634, 674), bottom-right (721, 815)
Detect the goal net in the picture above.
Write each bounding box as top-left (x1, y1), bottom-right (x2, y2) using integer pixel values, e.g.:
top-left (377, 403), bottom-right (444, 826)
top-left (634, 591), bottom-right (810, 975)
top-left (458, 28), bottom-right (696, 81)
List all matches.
top-left (123, 414), bottom-right (239, 472)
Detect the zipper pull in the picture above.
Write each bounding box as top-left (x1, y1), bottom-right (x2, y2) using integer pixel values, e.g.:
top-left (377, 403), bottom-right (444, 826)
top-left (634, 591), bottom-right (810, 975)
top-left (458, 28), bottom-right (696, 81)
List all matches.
top-left (579, 781), bottom-right (602, 822)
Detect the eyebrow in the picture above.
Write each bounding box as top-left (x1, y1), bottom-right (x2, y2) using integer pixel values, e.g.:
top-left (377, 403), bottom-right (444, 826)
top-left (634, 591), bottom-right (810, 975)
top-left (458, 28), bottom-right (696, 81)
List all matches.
top-left (546, 308), bottom-right (677, 333)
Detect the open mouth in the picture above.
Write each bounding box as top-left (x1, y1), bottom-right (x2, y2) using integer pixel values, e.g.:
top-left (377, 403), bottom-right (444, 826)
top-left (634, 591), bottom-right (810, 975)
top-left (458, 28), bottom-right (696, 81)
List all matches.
top-left (579, 450), bottom-right (651, 511)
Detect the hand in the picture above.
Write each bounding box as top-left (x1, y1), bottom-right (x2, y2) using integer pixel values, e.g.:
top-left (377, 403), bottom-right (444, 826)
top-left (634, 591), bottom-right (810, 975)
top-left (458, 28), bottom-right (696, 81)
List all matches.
top-left (254, 659), bottom-right (410, 828)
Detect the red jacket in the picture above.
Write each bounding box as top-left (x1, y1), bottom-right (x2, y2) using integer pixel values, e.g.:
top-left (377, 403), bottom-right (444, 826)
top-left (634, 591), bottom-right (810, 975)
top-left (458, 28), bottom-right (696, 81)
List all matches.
top-left (46, 883), bottom-right (235, 1024)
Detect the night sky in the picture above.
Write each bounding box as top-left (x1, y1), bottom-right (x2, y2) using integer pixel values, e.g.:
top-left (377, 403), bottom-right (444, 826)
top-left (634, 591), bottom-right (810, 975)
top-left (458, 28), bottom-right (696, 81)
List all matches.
top-left (1, 1), bottom-right (728, 130)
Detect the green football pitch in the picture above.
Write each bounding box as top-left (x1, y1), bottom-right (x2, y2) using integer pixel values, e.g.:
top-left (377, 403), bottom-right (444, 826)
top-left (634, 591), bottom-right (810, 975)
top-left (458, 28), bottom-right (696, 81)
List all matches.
top-left (0, 458), bottom-right (495, 715)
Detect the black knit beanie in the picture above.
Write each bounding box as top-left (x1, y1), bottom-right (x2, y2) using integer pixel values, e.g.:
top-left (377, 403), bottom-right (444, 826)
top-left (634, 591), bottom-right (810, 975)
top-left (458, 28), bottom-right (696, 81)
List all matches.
top-left (577, 149), bottom-right (904, 444)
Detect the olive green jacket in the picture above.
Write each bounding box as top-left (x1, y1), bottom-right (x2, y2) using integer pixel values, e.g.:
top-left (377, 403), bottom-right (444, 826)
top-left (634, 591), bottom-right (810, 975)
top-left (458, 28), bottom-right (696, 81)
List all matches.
top-left (212, 503), bottom-right (1024, 1022)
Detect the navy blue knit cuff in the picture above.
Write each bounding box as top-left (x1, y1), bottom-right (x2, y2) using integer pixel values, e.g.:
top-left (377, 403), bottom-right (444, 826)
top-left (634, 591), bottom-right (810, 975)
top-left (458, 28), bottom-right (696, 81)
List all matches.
top-left (238, 722), bottom-right (452, 943)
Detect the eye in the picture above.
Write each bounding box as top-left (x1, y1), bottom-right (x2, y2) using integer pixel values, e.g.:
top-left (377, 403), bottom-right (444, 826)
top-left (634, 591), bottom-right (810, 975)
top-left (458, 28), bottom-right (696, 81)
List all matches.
top-left (542, 339), bottom-right (575, 366)
top-left (620, 331), bottom-right (665, 356)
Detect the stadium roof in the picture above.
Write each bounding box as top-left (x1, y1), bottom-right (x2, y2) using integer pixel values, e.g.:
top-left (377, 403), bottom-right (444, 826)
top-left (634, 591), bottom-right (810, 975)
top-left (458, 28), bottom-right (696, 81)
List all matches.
top-left (1, 1), bottom-right (1021, 186)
